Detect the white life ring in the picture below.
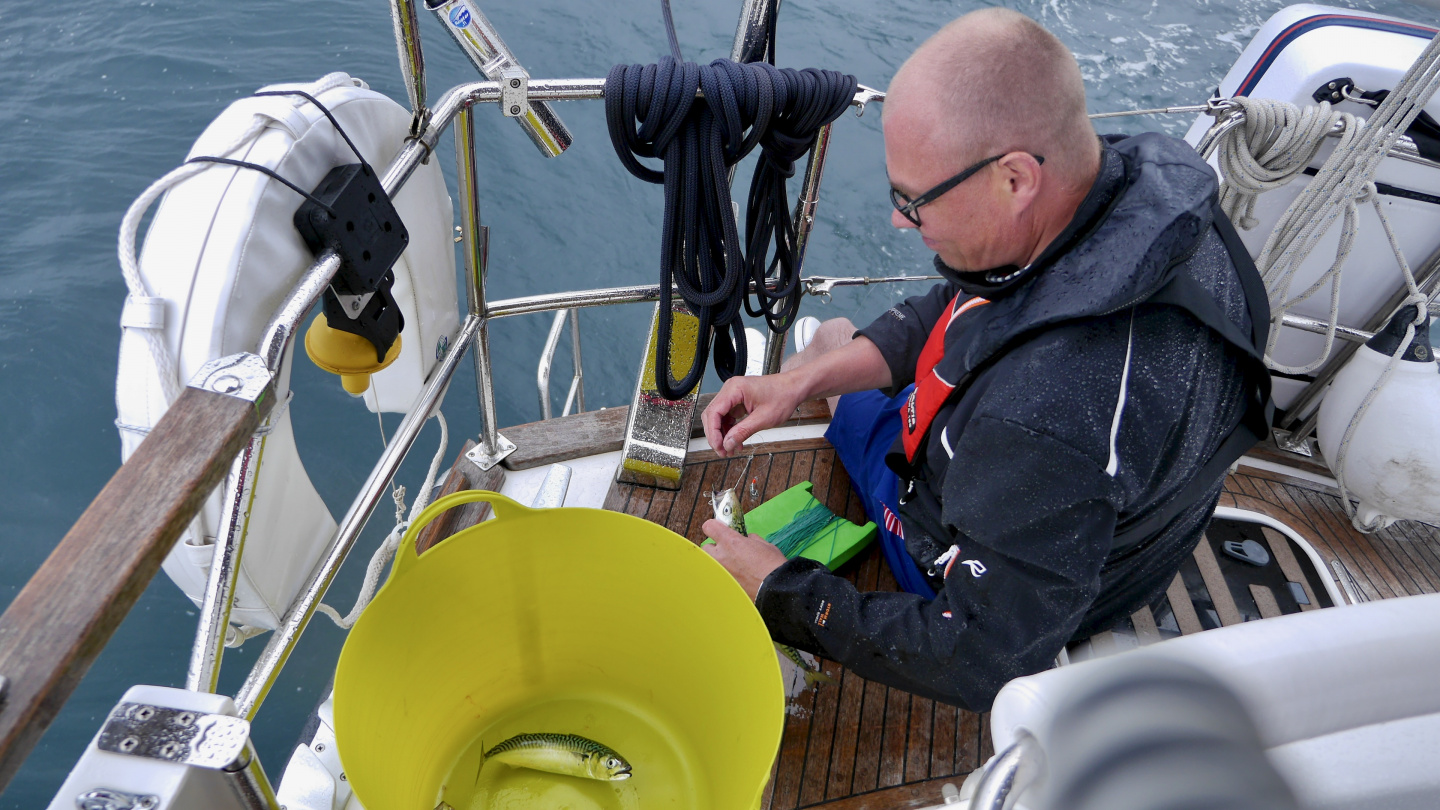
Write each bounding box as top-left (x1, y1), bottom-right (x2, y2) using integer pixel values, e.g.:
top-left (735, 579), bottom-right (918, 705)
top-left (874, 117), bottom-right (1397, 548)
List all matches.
top-left (115, 73), bottom-right (458, 631)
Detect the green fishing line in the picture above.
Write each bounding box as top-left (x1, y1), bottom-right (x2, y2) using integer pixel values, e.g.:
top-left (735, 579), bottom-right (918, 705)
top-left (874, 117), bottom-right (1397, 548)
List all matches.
top-left (769, 499), bottom-right (845, 559)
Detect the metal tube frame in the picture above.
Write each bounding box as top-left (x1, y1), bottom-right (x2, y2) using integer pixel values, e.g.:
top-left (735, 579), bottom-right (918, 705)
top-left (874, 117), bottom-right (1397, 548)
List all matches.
top-left (1278, 313), bottom-right (1374, 344)
top-left (1275, 250), bottom-right (1440, 451)
top-left (487, 274), bottom-right (939, 321)
top-left (729, 0), bottom-right (776, 63)
top-left (537, 309), bottom-right (586, 420)
top-left (387, 0), bottom-right (427, 125)
top-left (184, 441), bottom-right (259, 693)
top-left (971, 733), bottom-right (1044, 810)
top-left (455, 104), bottom-right (517, 471)
top-left (424, 0), bottom-right (572, 158)
top-left (566, 308), bottom-right (585, 415)
top-left (223, 740), bottom-right (281, 810)
top-left (762, 121), bottom-right (834, 374)
top-left (233, 313), bottom-right (482, 719)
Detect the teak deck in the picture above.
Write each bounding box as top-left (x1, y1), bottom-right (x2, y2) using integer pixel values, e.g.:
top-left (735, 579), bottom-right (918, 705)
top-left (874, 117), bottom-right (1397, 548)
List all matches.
top-left (596, 435), bottom-right (1440, 809)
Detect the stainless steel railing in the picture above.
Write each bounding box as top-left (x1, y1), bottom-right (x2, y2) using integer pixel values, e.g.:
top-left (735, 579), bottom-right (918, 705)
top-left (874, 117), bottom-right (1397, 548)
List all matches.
top-left (537, 308), bottom-right (585, 420)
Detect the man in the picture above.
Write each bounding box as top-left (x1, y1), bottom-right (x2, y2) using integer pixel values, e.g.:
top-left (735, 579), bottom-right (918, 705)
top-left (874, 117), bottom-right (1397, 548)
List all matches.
top-left (699, 9), bottom-right (1269, 711)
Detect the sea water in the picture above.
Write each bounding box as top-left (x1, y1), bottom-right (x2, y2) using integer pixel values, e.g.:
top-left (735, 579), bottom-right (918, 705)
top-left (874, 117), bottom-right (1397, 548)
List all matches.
top-left (0, 0), bottom-right (1433, 805)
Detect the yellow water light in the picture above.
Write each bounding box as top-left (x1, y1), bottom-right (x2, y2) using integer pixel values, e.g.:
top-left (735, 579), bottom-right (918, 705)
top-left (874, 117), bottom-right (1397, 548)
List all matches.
top-left (303, 314), bottom-right (401, 395)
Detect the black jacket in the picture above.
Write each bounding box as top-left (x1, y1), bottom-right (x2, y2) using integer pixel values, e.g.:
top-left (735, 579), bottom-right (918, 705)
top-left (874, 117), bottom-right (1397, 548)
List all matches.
top-left (755, 133), bottom-right (1268, 711)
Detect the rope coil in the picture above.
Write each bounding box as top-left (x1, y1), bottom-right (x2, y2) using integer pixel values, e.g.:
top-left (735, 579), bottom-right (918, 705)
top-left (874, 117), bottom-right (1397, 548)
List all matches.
top-left (605, 56), bottom-right (855, 398)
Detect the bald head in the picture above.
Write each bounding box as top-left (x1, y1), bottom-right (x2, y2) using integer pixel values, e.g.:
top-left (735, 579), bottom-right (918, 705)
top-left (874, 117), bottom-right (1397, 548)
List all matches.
top-left (886, 9), bottom-right (1098, 190)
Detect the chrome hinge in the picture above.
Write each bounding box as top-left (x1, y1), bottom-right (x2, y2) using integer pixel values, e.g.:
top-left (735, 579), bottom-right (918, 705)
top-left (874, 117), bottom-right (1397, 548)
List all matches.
top-left (97, 702), bottom-right (251, 770)
top-left (188, 354), bottom-right (274, 403)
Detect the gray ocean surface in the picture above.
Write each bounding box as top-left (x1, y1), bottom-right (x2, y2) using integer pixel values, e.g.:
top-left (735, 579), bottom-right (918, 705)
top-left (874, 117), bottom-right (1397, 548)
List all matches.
top-left (1, 0), bottom-right (1434, 804)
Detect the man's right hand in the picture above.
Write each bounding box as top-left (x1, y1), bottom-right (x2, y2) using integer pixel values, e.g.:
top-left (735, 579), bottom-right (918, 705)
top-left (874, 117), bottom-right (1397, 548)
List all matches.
top-left (703, 373), bottom-right (807, 457)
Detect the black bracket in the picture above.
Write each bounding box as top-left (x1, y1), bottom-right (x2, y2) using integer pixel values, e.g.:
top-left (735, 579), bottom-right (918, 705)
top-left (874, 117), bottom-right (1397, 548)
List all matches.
top-left (293, 163), bottom-right (410, 362)
top-left (1312, 77), bottom-right (1358, 105)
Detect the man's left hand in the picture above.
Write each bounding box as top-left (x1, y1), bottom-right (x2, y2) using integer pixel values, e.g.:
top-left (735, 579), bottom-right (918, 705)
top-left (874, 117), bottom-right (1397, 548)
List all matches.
top-left (702, 519), bottom-right (788, 601)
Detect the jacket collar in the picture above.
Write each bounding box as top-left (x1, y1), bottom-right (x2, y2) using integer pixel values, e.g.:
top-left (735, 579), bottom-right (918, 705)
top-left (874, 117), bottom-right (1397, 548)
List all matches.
top-left (935, 132), bottom-right (1221, 385)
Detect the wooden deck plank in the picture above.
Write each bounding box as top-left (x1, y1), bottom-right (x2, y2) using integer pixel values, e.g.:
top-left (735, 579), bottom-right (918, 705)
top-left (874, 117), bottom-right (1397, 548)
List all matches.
top-left (1319, 497), bottom-right (1429, 598)
top-left (826, 668), bottom-right (866, 801)
top-left (680, 458), bottom-right (734, 545)
top-left (1292, 486), bottom-right (1401, 600)
top-left (414, 440), bottom-right (506, 554)
top-left (799, 665), bottom-right (843, 806)
top-left (762, 756), bottom-right (781, 810)
top-left (929, 702), bottom-right (957, 780)
top-left (979, 713), bottom-right (995, 763)
top-left (742, 451), bottom-right (778, 515)
top-left (619, 480), bottom-right (654, 521)
top-left (904, 696), bottom-right (934, 783)
top-left (804, 775), bottom-right (966, 810)
top-left (1283, 483), bottom-right (1397, 599)
top-left (1165, 573), bottom-right (1204, 635)
top-left (601, 463), bottom-right (631, 512)
top-left (1375, 521), bottom-right (1440, 594)
top-left (851, 677), bottom-right (889, 794)
top-left (1386, 520), bottom-right (1440, 591)
top-left (1242, 440), bottom-right (1337, 481)
top-left (1229, 473), bottom-right (1266, 502)
top-left (789, 450), bottom-right (819, 502)
top-left (1249, 584), bottom-right (1282, 619)
top-left (501, 394), bottom-right (831, 471)
top-left (771, 682), bottom-right (818, 810)
top-left (1246, 476), bottom-right (1323, 541)
top-left (1260, 526), bottom-right (1320, 611)
top-left (809, 449), bottom-right (837, 514)
top-left (834, 537), bottom-right (886, 798)
top-left (1130, 606), bottom-right (1162, 644)
top-left (956, 707), bottom-right (982, 775)
top-left (879, 686), bottom-right (912, 788)
top-left (686, 436), bottom-right (833, 465)
top-left (1244, 477), bottom-right (1348, 581)
top-left (1191, 535), bottom-right (1244, 626)
top-left (764, 451), bottom-right (798, 500)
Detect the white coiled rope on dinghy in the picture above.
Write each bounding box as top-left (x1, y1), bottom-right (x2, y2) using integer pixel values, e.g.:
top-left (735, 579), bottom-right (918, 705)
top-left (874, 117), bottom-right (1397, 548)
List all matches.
top-left (1213, 31), bottom-right (1440, 530)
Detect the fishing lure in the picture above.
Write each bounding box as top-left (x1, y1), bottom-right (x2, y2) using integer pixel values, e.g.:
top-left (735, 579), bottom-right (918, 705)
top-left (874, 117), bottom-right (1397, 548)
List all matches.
top-left (483, 732), bottom-right (633, 781)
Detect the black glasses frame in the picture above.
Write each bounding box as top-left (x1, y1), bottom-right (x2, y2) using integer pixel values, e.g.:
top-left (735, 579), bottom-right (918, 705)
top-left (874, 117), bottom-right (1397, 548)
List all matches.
top-left (889, 153), bottom-right (1045, 226)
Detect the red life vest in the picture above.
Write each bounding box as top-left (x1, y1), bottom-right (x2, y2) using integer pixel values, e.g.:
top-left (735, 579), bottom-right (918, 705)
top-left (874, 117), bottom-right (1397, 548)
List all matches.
top-left (901, 295), bottom-right (990, 461)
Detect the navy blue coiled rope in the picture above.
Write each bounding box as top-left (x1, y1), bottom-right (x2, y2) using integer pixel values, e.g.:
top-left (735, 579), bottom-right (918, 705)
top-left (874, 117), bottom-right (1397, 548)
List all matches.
top-left (605, 56), bottom-right (856, 399)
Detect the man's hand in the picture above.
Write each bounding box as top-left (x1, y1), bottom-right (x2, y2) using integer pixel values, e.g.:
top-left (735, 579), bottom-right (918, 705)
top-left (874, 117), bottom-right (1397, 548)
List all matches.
top-left (702, 373), bottom-right (806, 457)
top-left (702, 519), bottom-right (788, 601)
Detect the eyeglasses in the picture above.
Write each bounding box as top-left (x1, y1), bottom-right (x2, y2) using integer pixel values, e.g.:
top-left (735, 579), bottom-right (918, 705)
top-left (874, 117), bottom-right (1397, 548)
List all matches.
top-left (889, 153), bottom-right (1045, 227)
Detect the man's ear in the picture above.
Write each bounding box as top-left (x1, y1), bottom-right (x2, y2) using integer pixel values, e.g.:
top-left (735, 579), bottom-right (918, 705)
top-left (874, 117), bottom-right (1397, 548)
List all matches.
top-left (997, 152), bottom-right (1044, 212)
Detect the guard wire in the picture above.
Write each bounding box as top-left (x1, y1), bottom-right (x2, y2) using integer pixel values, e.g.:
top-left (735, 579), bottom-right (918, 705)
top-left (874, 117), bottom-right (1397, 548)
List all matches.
top-left (605, 56), bottom-right (855, 399)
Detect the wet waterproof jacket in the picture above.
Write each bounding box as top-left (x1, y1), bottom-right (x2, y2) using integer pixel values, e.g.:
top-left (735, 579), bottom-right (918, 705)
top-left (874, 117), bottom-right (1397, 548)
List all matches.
top-left (755, 132), bottom-right (1268, 712)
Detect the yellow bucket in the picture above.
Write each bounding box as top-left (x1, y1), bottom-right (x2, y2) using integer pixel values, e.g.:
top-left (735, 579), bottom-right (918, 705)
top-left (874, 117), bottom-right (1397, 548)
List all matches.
top-left (333, 491), bottom-right (784, 809)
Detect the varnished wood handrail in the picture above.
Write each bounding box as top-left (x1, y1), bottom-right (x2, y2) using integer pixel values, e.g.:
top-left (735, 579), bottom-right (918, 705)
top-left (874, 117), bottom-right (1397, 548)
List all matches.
top-left (0, 381), bottom-right (272, 790)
